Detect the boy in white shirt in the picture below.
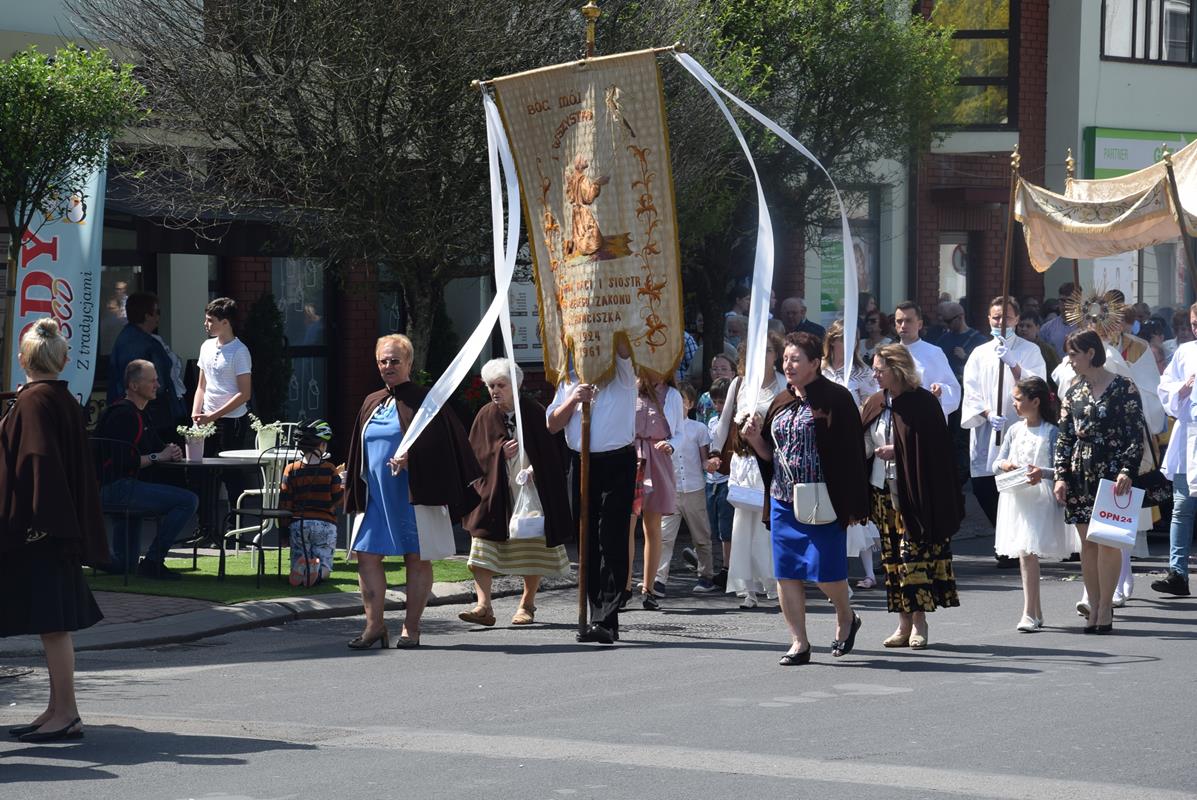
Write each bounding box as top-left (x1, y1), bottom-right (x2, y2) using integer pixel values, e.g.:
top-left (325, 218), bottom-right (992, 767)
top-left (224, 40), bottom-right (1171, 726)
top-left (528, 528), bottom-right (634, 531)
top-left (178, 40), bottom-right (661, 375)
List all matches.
top-left (193, 297), bottom-right (253, 536)
top-left (659, 384), bottom-right (717, 593)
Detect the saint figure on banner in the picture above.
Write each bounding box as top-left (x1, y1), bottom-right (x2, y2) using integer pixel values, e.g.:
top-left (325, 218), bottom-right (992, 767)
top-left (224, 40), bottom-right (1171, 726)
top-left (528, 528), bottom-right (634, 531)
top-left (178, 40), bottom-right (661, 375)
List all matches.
top-left (564, 153), bottom-right (610, 258)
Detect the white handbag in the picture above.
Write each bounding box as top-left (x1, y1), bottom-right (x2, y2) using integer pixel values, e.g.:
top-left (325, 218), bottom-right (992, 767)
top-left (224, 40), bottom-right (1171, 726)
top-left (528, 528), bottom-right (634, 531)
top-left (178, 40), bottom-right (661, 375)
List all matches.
top-left (776, 433), bottom-right (837, 525)
top-left (726, 453), bottom-right (766, 509)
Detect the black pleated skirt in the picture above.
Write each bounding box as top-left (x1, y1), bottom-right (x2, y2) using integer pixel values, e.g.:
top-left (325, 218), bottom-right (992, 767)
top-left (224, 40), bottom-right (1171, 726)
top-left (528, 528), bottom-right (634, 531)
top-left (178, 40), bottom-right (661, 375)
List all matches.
top-left (0, 539), bottom-right (103, 637)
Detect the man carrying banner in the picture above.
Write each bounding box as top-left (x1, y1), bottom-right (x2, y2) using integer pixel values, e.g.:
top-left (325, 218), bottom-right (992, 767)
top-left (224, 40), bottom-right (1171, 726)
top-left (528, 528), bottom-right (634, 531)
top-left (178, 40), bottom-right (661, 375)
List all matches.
top-left (547, 339), bottom-right (637, 645)
top-left (894, 301), bottom-right (960, 420)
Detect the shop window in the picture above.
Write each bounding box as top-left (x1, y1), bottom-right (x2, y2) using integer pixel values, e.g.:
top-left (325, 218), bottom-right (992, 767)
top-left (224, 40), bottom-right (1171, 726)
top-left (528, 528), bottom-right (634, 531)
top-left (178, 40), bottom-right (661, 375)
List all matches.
top-left (1103, 0), bottom-right (1196, 64)
top-left (937, 232), bottom-right (969, 304)
top-left (272, 257), bottom-right (329, 422)
top-left (929, 0), bottom-right (1017, 128)
top-left (97, 264), bottom-right (143, 382)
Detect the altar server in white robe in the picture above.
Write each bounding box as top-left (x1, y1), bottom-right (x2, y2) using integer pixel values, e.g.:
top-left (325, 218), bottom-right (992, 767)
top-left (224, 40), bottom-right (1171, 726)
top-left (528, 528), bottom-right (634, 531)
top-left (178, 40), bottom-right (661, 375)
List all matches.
top-left (1155, 306), bottom-right (1197, 597)
top-left (894, 301), bottom-right (961, 420)
top-left (962, 296), bottom-right (1046, 566)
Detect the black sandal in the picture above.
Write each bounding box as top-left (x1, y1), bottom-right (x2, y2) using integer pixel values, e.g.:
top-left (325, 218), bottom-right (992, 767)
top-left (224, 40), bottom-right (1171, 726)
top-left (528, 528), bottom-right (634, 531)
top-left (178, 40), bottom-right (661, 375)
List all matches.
top-left (779, 645), bottom-right (811, 666)
top-left (831, 614), bottom-right (862, 658)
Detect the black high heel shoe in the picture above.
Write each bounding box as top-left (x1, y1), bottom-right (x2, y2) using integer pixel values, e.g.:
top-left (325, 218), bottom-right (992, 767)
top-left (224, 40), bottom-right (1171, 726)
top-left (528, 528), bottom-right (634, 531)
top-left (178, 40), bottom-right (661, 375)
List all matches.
top-left (831, 613), bottom-right (863, 658)
top-left (8, 723), bottom-right (39, 737)
top-left (641, 593), bottom-right (660, 611)
top-left (347, 630), bottom-right (390, 650)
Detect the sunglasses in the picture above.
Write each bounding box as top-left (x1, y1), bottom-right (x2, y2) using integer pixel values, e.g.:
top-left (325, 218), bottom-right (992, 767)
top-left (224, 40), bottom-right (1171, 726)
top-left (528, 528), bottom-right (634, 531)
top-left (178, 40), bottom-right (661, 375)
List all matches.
top-left (377, 358), bottom-right (406, 367)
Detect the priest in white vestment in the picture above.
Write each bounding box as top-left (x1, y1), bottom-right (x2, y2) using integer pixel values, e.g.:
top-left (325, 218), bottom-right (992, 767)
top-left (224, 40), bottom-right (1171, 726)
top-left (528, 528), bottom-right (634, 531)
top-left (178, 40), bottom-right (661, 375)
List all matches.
top-left (894, 302), bottom-right (961, 420)
top-left (961, 297), bottom-right (1046, 565)
top-left (1156, 312), bottom-right (1197, 596)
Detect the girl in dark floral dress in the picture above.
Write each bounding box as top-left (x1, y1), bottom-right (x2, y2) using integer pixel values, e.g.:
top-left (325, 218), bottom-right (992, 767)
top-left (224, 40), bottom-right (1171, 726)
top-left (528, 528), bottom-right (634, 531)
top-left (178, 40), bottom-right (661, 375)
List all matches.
top-left (1053, 331), bottom-right (1144, 635)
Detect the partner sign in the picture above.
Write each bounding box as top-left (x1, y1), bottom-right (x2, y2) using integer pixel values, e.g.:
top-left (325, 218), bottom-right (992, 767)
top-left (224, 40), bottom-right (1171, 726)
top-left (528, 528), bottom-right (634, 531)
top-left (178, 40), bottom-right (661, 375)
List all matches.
top-left (7, 165), bottom-right (105, 404)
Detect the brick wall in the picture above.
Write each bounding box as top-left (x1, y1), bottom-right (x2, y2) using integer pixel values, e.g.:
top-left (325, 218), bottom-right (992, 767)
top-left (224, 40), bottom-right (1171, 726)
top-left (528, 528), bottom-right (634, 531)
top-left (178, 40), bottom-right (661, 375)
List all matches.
top-left (913, 0), bottom-right (1049, 326)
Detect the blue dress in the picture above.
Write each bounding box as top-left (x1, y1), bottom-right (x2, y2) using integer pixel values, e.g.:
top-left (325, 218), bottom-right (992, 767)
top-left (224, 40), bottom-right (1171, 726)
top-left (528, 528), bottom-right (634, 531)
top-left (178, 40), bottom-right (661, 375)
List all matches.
top-left (769, 401), bottom-right (849, 583)
top-left (354, 401), bottom-right (420, 556)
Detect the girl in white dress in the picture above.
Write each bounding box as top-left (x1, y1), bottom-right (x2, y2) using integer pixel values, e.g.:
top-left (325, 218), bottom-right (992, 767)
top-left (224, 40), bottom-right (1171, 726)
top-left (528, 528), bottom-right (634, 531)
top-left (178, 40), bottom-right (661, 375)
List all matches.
top-left (821, 320), bottom-right (881, 588)
top-left (711, 332), bottom-right (786, 607)
top-left (993, 376), bottom-right (1076, 632)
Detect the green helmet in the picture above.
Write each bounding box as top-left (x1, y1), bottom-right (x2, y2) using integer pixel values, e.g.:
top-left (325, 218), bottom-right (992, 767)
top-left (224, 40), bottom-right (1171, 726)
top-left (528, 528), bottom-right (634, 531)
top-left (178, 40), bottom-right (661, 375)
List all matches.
top-left (297, 418), bottom-right (333, 451)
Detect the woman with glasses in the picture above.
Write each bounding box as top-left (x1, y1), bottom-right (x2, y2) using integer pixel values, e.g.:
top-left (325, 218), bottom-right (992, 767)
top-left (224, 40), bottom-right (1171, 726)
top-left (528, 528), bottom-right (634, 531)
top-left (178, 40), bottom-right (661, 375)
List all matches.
top-left (861, 344), bottom-right (963, 649)
top-left (344, 334), bottom-right (482, 649)
top-left (860, 311), bottom-right (893, 363)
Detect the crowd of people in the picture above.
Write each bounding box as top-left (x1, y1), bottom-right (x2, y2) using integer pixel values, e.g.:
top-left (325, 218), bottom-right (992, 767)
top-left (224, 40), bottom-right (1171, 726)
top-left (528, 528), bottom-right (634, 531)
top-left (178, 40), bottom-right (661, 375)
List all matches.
top-left (3, 282), bottom-right (1195, 742)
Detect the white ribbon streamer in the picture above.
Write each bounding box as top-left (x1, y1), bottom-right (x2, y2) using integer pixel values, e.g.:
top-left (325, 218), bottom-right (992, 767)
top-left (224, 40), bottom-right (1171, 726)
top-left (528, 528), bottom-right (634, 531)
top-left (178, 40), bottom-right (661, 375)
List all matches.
top-left (392, 93), bottom-right (523, 462)
top-left (674, 54), bottom-right (859, 405)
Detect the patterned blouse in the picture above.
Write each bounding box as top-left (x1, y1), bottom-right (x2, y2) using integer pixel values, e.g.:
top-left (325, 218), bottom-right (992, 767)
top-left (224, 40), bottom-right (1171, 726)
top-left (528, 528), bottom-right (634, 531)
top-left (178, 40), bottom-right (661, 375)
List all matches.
top-left (769, 398), bottom-right (824, 501)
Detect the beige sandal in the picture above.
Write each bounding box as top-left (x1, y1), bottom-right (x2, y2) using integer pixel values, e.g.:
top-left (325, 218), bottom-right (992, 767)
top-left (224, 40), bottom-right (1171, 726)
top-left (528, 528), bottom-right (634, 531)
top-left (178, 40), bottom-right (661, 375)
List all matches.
top-left (458, 605), bottom-right (496, 627)
top-left (511, 605), bottom-right (536, 625)
top-left (882, 631), bottom-right (911, 648)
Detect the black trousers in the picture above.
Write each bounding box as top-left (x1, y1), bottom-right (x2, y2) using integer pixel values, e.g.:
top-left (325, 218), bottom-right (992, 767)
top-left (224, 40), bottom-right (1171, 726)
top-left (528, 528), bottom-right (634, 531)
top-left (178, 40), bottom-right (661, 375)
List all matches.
top-left (571, 446), bottom-right (636, 632)
top-left (972, 473), bottom-right (999, 527)
top-left (200, 415), bottom-right (251, 531)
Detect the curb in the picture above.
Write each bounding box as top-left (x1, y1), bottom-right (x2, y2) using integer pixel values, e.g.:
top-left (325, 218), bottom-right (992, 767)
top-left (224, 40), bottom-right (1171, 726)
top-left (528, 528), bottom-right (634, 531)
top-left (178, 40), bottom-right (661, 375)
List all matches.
top-left (0, 578), bottom-right (578, 659)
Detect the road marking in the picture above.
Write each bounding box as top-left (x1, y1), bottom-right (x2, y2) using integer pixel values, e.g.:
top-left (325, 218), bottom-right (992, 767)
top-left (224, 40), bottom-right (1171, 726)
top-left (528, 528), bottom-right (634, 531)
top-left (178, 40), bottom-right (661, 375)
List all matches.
top-left (17, 713), bottom-right (1191, 800)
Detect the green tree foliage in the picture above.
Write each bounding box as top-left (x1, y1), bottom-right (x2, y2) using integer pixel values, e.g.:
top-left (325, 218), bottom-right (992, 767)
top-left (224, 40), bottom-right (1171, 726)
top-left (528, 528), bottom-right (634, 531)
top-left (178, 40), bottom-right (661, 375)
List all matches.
top-left (930, 0), bottom-right (1011, 126)
top-left (0, 43), bottom-right (146, 292)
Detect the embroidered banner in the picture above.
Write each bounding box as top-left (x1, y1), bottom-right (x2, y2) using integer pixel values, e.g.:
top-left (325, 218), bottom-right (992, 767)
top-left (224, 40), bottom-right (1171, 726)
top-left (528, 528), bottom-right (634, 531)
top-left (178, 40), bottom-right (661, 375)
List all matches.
top-left (491, 50), bottom-right (682, 384)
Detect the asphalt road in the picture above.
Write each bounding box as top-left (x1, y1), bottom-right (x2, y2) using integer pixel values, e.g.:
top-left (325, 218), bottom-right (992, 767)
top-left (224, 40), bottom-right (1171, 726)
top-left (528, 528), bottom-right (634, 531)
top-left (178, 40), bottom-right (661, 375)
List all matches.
top-left (2, 535), bottom-right (1196, 800)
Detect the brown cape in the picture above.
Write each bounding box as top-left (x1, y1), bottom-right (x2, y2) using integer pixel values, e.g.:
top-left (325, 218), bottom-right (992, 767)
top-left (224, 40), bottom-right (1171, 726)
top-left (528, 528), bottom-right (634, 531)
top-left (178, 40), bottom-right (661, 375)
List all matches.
top-left (0, 381), bottom-right (108, 564)
top-left (757, 375), bottom-right (871, 529)
top-left (463, 397), bottom-right (573, 546)
top-left (861, 387), bottom-right (964, 545)
top-left (344, 382), bottom-right (482, 522)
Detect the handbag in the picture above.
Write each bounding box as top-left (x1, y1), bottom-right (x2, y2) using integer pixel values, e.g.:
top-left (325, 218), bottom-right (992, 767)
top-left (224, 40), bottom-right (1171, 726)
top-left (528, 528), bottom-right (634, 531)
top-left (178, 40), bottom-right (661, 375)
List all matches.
top-left (508, 479), bottom-right (545, 540)
top-left (726, 453), bottom-right (765, 509)
top-left (1086, 478), bottom-right (1144, 550)
top-left (1133, 420), bottom-right (1171, 507)
top-left (775, 430), bottom-right (837, 524)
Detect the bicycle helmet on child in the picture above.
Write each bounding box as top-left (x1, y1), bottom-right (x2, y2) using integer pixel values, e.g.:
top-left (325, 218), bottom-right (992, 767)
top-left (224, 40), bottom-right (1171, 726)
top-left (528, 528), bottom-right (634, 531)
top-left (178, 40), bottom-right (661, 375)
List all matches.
top-left (296, 418), bottom-right (333, 452)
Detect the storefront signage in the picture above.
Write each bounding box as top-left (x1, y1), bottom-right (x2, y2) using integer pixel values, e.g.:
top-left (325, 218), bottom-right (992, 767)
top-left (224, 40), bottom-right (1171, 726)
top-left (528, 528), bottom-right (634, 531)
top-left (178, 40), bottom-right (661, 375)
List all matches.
top-left (1084, 127), bottom-right (1197, 179)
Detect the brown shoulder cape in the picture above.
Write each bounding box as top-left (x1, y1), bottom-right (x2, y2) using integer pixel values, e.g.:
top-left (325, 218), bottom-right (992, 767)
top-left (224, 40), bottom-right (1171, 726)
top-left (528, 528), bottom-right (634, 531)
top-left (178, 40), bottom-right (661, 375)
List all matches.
top-left (0, 381), bottom-right (108, 563)
top-left (861, 387), bottom-right (963, 545)
top-left (463, 396), bottom-right (573, 546)
top-left (344, 382), bottom-right (482, 521)
top-left (758, 375), bottom-right (871, 529)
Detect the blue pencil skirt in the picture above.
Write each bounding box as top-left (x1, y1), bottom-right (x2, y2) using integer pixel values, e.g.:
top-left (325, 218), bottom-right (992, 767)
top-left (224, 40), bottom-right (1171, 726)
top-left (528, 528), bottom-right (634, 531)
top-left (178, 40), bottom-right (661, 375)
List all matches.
top-left (770, 498), bottom-right (848, 583)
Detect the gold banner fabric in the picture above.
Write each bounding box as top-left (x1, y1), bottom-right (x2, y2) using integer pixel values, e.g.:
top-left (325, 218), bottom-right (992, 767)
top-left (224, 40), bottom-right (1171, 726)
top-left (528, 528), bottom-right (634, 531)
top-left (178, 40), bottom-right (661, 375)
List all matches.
top-left (491, 50), bottom-right (682, 385)
top-left (1015, 137), bottom-right (1197, 272)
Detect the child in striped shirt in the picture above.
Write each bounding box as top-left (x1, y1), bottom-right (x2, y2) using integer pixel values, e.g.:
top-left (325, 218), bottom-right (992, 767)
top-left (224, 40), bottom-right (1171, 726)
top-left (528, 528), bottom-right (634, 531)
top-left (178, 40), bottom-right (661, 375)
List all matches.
top-left (280, 419), bottom-right (344, 587)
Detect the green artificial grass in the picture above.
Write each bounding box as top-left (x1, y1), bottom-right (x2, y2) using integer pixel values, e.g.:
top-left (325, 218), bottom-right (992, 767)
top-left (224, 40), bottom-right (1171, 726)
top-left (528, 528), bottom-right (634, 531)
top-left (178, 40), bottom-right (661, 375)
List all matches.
top-left (86, 552), bottom-right (473, 605)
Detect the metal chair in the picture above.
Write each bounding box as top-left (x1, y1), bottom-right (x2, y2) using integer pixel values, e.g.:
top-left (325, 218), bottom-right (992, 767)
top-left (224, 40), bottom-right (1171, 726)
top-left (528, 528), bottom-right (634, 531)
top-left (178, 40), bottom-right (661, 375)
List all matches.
top-left (88, 435), bottom-right (154, 586)
top-left (224, 445), bottom-right (294, 587)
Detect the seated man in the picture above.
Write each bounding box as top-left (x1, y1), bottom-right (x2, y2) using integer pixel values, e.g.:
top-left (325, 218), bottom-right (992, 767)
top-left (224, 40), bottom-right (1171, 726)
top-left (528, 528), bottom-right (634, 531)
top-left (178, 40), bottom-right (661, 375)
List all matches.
top-left (96, 359), bottom-right (199, 580)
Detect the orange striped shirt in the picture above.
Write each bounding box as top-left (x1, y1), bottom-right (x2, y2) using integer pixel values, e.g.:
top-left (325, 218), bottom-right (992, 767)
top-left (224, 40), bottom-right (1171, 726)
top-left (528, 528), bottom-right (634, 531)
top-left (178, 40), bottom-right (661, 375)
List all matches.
top-left (279, 460), bottom-right (344, 524)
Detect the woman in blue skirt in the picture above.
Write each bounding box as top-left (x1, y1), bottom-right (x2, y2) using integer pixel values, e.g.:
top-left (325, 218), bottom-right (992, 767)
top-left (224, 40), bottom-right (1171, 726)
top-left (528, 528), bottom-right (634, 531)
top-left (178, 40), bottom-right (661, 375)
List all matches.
top-left (743, 332), bottom-right (870, 666)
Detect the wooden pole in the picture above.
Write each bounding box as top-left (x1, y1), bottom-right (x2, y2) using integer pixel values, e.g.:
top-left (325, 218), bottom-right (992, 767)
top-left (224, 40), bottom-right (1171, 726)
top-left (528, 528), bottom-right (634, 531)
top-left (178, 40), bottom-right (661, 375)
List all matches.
top-left (577, 399), bottom-right (591, 634)
top-left (1162, 145), bottom-right (1197, 292)
top-left (576, 1), bottom-right (600, 635)
top-left (995, 145), bottom-right (1021, 446)
top-left (1065, 148), bottom-right (1081, 290)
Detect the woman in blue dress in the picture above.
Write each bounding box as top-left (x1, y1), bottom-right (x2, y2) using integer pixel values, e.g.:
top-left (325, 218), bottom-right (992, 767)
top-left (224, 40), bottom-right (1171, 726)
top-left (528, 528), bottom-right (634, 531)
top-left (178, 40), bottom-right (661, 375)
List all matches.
top-left (344, 334), bottom-right (482, 649)
top-left (743, 332), bottom-right (871, 666)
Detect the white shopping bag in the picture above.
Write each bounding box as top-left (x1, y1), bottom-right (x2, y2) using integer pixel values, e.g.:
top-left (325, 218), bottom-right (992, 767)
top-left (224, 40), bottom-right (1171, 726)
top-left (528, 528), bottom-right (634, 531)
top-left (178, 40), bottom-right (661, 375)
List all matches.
top-left (1086, 478), bottom-right (1144, 550)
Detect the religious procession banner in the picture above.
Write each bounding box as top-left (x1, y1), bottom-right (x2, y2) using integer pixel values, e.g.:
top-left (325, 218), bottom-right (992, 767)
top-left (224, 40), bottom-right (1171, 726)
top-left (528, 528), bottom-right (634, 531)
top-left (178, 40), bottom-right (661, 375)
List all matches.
top-left (491, 49), bottom-right (683, 384)
top-left (1015, 137), bottom-right (1197, 273)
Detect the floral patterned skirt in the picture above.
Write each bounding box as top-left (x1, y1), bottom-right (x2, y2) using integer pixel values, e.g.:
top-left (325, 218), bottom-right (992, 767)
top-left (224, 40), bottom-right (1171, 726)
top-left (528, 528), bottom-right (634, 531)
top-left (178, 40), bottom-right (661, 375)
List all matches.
top-left (870, 486), bottom-right (960, 614)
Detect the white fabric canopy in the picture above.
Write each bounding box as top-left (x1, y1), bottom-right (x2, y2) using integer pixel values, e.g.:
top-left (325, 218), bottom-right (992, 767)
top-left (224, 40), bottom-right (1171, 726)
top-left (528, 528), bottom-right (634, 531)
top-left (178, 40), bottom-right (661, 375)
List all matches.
top-left (1014, 137), bottom-right (1197, 273)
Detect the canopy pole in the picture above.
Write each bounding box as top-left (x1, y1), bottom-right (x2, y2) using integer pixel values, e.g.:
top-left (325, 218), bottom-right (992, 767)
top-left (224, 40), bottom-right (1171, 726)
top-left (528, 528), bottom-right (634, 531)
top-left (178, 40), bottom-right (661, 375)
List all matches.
top-left (1065, 148), bottom-right (1081, 290)
top-left (995, 145), bottom-right (1021, 446)
top-left (1162, 145), bottom-right (1197, 292)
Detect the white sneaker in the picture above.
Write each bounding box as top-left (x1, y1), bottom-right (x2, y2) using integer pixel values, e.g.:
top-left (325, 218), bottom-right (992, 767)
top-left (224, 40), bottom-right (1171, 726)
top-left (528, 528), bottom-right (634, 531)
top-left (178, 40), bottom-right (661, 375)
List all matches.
top-left (1016, 615), bottom-right (1042, 632)
top-left (1112, 590), bottom-right (1126, 608)
top-left (1075, 600), bottom-right (1090, 618)
top-left (739, 592), bottom-right (758, 609)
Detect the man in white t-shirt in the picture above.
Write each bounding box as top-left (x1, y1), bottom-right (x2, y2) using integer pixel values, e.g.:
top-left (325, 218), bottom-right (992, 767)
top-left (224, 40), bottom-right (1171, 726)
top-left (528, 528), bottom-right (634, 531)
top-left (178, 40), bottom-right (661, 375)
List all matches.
top-left (192, 297), bottom-right (253, 536)
top-left (547, 338), bottom-right (637, 645)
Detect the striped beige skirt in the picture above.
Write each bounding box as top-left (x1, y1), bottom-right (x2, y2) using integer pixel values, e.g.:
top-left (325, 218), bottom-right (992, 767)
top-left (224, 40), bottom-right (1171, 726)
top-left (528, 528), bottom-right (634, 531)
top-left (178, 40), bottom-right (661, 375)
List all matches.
top-left (467, 536), bottom-right (571, 577)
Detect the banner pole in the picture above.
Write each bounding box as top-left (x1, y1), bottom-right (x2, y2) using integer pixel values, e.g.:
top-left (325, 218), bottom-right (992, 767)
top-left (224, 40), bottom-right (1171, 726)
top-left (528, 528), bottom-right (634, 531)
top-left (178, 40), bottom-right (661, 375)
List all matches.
top-left (995, 145), bottom-right (1020, 447)
top-left (578, 399), bottom-right (591, 634)
top-left (1162, 145), bottom-right (1197, 292)
top-left (1, 254), bottom-right (14, 393)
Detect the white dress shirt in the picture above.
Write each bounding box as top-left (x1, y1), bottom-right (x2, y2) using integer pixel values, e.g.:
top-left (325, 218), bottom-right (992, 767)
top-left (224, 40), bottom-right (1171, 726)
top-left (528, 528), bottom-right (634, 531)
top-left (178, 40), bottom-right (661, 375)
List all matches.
top-left (961, 335), bottom-right (1046, 477)
top-left (1159, 339), bottom-right (1197, 483)
top-left (672, 418), bottom-right (711, 494)
top-left (545, 354), bottom-right (637, 453)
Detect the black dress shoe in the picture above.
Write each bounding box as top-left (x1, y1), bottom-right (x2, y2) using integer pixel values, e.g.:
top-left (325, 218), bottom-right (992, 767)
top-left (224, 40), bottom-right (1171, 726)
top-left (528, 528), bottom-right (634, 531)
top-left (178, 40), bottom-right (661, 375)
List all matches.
top-left (1083, 625), bottom-right (1097, 634)
top-left (641, 593), bottom-right (660, 611)
top-left (18, 718), bottom-right (83, 743)
top-left (1095, 623), bottom-right (1114, 634)
top-left (831, 613), bottom-right (863, 658)
top-left (576, 624), bottom-right (616, 644)
top-left (779, 645), bottom-right (811, 666)
top-left (8, 723), bottom-right (39, 737)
